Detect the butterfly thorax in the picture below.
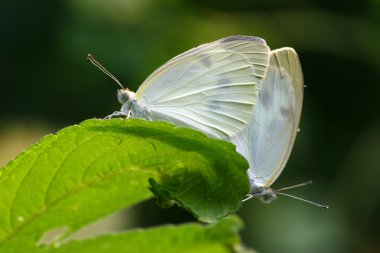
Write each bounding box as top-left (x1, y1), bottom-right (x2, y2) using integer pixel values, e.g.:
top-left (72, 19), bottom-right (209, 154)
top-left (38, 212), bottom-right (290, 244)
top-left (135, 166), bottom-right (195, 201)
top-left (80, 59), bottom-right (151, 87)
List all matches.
top-left (118, 89), bottom-right (149, 119)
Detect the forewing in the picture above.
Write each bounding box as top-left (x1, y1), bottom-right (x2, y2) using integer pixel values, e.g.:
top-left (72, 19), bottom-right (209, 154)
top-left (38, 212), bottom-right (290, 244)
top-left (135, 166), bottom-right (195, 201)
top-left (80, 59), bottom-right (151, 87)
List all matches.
top-left (136, 36), bottom-right (270, 139)
top-left (230, 47), bottom-right (304, 187)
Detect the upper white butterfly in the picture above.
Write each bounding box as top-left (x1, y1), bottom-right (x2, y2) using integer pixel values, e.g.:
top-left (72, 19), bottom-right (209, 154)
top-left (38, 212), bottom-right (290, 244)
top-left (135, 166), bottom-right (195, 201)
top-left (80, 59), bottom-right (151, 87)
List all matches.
top-left (95, 36), bottom-right (270, 139)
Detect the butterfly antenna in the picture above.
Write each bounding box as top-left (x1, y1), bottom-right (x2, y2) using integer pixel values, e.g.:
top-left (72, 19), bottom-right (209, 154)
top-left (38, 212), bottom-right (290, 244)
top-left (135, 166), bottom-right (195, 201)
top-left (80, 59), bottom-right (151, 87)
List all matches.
top-left (86, 54), bottom-right (125, 90)
top-left (276, 192), bottom-right (329, 209)
top-left (276, 180), bottom-right (313, 192)
top-left (275, 181), bottom-right (328, 209)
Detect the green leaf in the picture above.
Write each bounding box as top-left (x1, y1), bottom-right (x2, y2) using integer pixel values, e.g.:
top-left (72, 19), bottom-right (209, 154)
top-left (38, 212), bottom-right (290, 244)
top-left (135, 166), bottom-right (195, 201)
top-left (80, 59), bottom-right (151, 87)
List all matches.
top-left (0, 119), bottom-right (249, 252)
top-left (35, 216), bottom-right (243, 253)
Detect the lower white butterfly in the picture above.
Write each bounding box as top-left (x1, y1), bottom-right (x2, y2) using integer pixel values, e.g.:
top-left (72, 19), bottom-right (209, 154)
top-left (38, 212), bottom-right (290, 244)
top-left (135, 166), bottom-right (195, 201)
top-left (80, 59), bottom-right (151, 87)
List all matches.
top-left (88, 35), bottom-right (270, 140)
top-left (229, 47), bottom-right (328, 208)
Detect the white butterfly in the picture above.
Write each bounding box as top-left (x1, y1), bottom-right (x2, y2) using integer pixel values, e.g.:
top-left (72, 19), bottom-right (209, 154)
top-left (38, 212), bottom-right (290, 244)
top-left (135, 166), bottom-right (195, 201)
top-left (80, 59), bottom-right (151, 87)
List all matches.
top-left (230, 47), bottom-right (303, 190)
top-left (228, 47), bottom-right (327, 207)
top-left (88, 36), bottom-right (270, 139)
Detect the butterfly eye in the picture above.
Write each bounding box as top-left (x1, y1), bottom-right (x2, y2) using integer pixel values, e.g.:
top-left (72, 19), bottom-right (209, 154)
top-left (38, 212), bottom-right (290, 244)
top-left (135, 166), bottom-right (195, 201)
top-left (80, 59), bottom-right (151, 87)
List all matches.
top-left (117, 89), bottom-right (130, 104)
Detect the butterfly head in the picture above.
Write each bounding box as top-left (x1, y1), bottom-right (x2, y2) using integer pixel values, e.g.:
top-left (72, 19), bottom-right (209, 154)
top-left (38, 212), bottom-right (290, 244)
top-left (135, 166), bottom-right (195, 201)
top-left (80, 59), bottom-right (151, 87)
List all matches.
top-left (259, 188), bottom-right (277, 203)
top-left (250, 185), bottom-right (277, 203)
top-left (118, 89), bottom-right (136, 104)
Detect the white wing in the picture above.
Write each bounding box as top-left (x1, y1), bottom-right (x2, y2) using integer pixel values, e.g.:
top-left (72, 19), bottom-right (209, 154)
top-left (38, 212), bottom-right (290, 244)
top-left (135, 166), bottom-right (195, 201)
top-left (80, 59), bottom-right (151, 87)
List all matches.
top-left (229, 47), bottom-right (304, 188)
top-left (135, 36), bottom-right (270, 139)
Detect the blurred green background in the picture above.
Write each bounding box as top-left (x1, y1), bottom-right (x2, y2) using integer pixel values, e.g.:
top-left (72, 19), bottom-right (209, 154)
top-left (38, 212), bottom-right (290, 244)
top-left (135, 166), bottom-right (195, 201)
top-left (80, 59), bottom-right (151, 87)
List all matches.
top-left (1, 0), bottom-right (379, 252)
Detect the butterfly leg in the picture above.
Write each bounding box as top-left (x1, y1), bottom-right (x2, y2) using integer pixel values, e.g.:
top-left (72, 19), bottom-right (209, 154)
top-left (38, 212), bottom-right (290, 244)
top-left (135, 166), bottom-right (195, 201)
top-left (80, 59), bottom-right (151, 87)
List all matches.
top-left (126, 110), bottom-right (132, 119)
top-left (242, 194), bottom-right (253, 202)
top-left (104, 111), bottom-right (128, 119)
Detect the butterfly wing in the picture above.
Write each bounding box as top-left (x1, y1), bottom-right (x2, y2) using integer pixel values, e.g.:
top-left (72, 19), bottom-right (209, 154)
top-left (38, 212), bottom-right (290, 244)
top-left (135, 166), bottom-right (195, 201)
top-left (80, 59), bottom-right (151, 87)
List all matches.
top-left (230, 47), bottom-right (304, 187)
top-left (135, 36), bottom-right (270, 139)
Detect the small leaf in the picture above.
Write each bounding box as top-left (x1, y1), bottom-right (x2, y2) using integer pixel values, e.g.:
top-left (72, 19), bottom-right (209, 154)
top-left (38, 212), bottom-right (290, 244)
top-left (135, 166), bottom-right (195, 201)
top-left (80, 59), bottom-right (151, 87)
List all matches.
top-left (35, 216), bottom-right (243, 253)
top-left (0, 119), bottom-right (249, 252)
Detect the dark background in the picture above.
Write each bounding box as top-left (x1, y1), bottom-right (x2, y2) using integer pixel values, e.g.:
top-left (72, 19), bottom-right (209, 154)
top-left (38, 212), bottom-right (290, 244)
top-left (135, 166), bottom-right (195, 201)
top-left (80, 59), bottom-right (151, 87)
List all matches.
top-left (1, 1), bottom-right (379, 253)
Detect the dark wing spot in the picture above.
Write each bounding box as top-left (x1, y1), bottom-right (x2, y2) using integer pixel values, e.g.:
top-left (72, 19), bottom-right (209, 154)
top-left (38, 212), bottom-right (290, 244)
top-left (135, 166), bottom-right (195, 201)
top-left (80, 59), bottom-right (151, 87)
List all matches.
top-left (200, 56), bottom-right (212, 68)
top-left (209, 100), bottom-right (222, 110)
top-left (216, 77), bottom-right (231, 86)
top-left (280, 106), bottom-right (291, 117)
top-left (259, 88), bottom-right (271, 110)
